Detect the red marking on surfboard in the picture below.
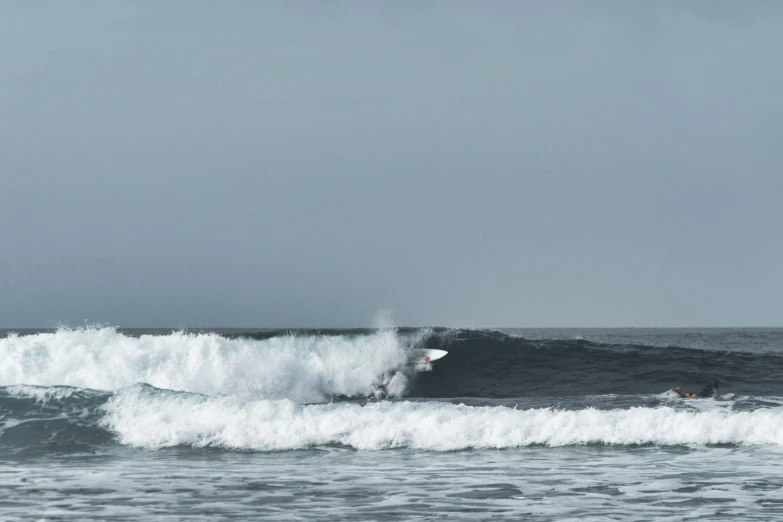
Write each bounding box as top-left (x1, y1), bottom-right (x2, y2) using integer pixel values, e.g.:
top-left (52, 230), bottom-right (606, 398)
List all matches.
top-left (409, 349), bottom-right (448, 364)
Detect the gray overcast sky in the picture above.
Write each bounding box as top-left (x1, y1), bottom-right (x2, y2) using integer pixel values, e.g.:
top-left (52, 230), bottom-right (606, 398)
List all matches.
top-left (1, 1), bottom-right (781, 328)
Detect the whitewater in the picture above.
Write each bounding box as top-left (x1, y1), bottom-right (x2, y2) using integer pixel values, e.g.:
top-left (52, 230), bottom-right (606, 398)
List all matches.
top-left (2, 327), bottom-right (783, 521)
top-left (104, 387), bottom-right (783, 450)
top-left (0, 327), bottom-right (413, 401)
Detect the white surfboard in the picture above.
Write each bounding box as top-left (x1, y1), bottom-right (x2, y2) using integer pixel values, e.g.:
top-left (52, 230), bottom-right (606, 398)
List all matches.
top-left (409, 349), bottom-right (448, 364)
top-left (716, 393), bottom-right (735, 400)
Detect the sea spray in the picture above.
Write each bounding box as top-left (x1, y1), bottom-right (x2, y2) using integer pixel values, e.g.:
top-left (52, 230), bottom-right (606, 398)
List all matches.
top-left (0, 327), bottom-right (416, 401)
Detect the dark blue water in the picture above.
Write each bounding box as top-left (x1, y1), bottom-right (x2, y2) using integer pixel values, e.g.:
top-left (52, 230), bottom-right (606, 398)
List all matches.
top-left (1, 327), bottom-right (782, 520)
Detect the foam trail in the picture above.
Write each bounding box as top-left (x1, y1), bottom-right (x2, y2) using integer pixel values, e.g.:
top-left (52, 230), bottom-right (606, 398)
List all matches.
top-left (103, 386), bottom-right (783, 451)
top-left (0, 328), bottom-right (412, 401)
top-left (5, 384), bottom-right (82, 403)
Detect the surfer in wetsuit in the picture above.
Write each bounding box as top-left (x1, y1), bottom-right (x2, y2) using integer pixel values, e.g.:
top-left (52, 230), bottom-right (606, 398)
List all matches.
top-left (670, 378), bottom-right (719, 399)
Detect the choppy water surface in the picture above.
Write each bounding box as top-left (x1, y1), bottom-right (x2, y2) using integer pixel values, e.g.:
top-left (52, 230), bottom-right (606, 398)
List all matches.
top-left (1, 327), bottom-right (782, 520)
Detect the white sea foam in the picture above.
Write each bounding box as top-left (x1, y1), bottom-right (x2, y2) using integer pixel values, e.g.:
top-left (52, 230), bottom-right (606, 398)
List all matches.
top-left (103, 386), bottom-right (783, 451)
top-left (5, 384), bottom-right (82, 403)
top-left (0, 327), bottom-right (414, 401)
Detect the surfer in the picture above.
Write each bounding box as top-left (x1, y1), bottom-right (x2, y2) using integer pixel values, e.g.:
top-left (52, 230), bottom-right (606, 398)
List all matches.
top-left (375, 349), bottom-right (448, 397)
top-left (670, 378), bottom-right (719, 399)
top-left (375, 376), bottom-right (393, 397)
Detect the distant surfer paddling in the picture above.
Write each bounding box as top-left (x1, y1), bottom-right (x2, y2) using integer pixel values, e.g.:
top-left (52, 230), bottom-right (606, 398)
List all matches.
top-left (670, 378), bottom-right (719, 399)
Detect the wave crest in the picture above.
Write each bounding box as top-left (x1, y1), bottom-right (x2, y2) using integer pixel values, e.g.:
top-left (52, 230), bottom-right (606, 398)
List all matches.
top-left (102, 385), bottom-right (783, 451)
top-left (0, 327), bottom-right (416, 401)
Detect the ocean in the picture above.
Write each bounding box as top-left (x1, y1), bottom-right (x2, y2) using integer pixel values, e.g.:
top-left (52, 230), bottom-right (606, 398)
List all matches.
top-left (1, 327), bottom-right (782, 521)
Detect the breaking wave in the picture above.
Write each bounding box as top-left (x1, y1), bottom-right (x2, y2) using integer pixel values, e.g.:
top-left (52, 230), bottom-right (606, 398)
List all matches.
top-left (102, 386), bottom-right (783, 450)
top-left (0, 327), bottom-right (420, 402)
top-left (4, 384), bottom-right (783, 452)
top-left (2, 327), bottom-right (783, 453)
top-left (5, 327), bottom-right (783, 401)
